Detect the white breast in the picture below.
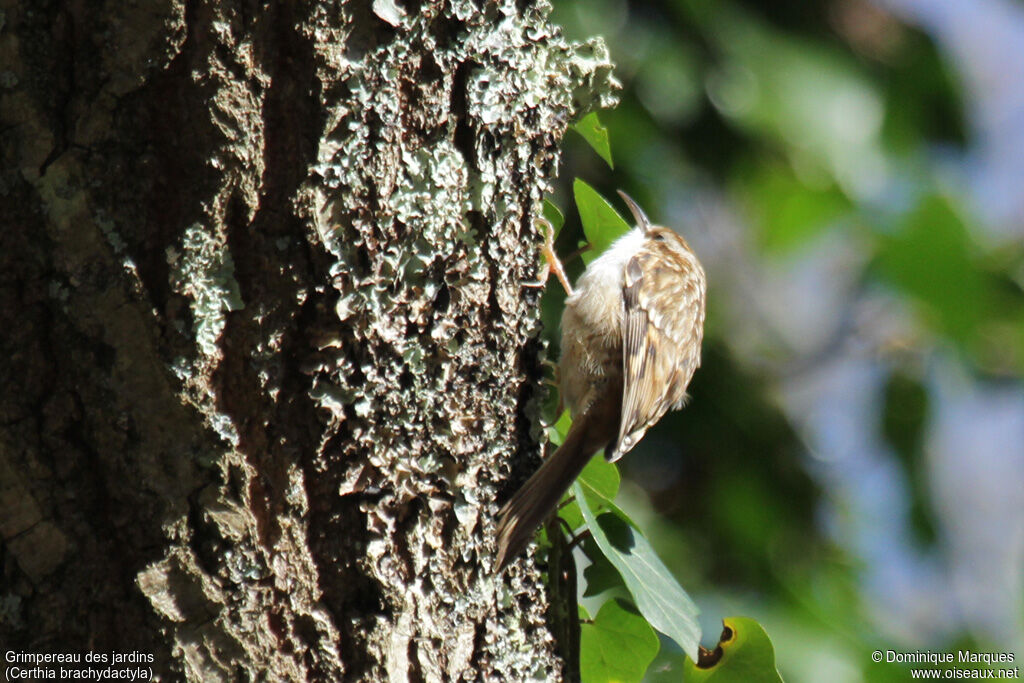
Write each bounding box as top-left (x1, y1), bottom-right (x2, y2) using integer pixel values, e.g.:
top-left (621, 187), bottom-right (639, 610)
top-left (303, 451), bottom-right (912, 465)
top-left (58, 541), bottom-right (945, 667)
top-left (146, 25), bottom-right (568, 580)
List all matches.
top-left (558, 228), bottom-right (646, 414)
top-left (567, 228), bottom-right (645, 337)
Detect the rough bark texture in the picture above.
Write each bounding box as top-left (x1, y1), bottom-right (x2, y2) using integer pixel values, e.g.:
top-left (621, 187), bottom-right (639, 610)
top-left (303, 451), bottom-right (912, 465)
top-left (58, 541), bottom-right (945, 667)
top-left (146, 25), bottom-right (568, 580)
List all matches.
top-left (0, 0), bottom-right (616, 679)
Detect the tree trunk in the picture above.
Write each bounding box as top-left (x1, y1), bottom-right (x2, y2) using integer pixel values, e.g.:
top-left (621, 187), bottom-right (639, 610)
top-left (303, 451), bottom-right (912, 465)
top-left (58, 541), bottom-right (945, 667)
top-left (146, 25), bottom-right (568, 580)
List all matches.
top-left (0, 0), bottom-right (615, 679)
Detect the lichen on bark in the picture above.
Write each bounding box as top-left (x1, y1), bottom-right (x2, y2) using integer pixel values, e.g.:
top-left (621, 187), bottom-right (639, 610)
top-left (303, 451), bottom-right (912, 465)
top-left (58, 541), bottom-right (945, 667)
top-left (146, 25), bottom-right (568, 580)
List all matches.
top-left (0, 0), bottom-right (617, 679)
top-left (298, 2), bottom-right (617, 679)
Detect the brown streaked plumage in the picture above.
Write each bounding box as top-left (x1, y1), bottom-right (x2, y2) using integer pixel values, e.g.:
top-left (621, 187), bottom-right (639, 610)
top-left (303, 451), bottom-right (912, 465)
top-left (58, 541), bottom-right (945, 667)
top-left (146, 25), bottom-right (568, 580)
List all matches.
top-left (495, 191), bottom-right (706, 571)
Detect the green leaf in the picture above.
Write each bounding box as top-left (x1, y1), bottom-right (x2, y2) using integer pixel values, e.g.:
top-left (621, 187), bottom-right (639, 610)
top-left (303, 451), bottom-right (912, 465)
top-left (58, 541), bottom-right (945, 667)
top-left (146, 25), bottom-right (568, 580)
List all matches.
top-left (683, 617), bottom-right (784, 683)
top-left (580, 600), bottom-right (659, 683)
top-left (574, 480), bottom-right (702, 661)
top-left (573, 179), bottom-right (632, 264)
top-left (558, 500), bottom-right (583, 532)
top-left (543, 198), bottom-right (566, 238)
top-left (573, 112), bottom-right (614, 169)
top-left (546, 409), bottom-right (573, 447)
top-left (581, 552), bottom-right (626, 597)
top-left (579, 455), bottom-right (620, 502)
top-left (558, 453), bottom-right (620, 531)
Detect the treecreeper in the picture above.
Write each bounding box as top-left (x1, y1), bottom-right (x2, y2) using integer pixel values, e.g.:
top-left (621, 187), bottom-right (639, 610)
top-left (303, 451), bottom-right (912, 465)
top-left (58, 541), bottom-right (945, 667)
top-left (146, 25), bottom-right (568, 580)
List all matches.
top-left (495, 191), bottom-right (707, 570)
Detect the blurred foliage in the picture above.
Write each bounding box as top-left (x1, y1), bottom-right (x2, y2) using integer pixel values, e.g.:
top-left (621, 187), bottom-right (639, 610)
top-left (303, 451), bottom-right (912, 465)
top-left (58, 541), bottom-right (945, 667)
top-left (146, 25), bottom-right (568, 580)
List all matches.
top-left (543, 0), bottom-right (1024, 680)
top-left (879, 369), bottom-right (934, 544)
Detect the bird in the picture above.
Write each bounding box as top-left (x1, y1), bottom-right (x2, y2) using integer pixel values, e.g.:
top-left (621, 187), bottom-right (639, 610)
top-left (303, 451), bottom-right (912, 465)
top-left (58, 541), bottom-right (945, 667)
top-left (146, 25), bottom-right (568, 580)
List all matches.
top-left (495, 191), bottom-right (707, 571)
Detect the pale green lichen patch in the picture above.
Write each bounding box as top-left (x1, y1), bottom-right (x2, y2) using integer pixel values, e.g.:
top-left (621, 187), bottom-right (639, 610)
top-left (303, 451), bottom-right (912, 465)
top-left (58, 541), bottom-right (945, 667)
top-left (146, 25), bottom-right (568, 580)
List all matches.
top-left (169, 222), bottom-right (245, 359)
top-left (166, 221), bottom-right (245, 450)
top-left (296, 0), bottom-right (618, 678)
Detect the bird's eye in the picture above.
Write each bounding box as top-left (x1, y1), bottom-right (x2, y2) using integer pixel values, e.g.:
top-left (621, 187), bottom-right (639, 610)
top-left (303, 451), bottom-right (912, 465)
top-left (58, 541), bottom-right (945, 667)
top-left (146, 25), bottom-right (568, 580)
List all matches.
top-left (652, 232), bottom-right (666, 242)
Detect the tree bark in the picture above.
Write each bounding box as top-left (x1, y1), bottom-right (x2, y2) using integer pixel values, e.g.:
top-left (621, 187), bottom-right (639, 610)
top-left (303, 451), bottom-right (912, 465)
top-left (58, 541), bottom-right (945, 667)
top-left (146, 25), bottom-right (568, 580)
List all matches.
top-left (0, 0), bottom-right (616, 679)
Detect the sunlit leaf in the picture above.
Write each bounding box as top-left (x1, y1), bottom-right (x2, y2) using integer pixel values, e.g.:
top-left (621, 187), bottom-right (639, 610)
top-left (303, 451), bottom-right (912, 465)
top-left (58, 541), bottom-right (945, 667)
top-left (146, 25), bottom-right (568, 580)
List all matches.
top-left (574, 479), bottom-right (701, 661)
top-left (580, 599), bottom-right (659, 683)
top-left (573, 179), bottom-right (631, 264)
top-left (559, 453), bottom-right (619, 531)
top-left (543, 198), bottom-right (566, 238)
top-left (547, 409), bottom-right (572, 447)
top-left (573, 112), bottom-right (614, 169)
top-left (579, 454), bottom-right (620, 502)
top-left (683, 617), bottom-right (784, 682)
top-left (558, 499), bottom-right (582, 532)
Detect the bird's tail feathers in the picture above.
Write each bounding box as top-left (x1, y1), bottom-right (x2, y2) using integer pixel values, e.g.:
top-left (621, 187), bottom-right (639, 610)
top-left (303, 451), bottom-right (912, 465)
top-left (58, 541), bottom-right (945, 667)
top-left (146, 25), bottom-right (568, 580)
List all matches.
top-left (494, 415), bottom-right (595, 571)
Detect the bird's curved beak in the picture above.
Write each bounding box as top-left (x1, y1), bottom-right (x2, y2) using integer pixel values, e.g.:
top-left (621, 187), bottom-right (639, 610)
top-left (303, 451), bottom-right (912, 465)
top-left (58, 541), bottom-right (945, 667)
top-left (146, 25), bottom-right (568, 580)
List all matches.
top-left (617, 190), bottom-right (652, 234)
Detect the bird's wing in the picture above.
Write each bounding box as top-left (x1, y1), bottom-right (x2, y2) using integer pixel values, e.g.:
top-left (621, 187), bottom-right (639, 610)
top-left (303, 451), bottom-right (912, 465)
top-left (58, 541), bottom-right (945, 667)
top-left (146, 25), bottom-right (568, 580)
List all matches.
top-left (611, 248), bottom-right (703, 461)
